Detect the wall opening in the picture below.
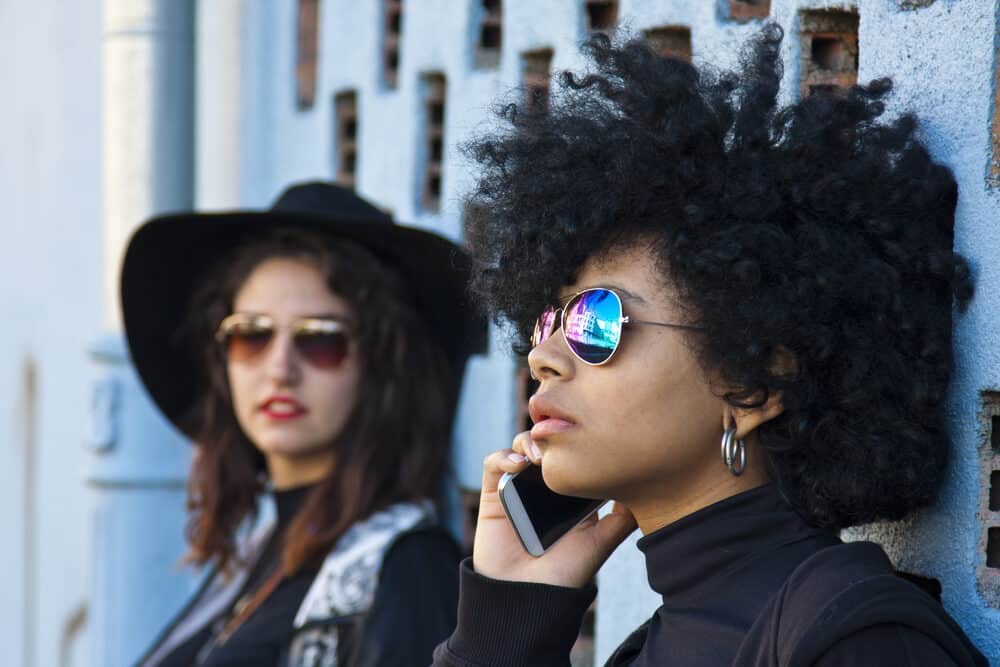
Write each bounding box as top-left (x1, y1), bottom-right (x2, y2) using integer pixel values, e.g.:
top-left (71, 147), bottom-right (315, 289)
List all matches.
top-left (421, 74), bottom-right (446, 213)
top-left (475, 0), bottom-right (502, 69)
top-left (585, 1), bottom-right (617, 34)
top-left (384, 0), bottom-right (403, 88)
top-left (522, 49), bottom-right (554, 114)
top-left (334, 91), bottom-right (358, 189)
top-left (979, 393), bottom-right (1000, 606)
top-left (991, 471), bottom-right (1000, 512)
top-left (644, 26), bottom-right (692, 62)
top-left (799, 10), bottom-right (859, 98)
top-left (296, 0), bottom-right (320, 109)
top-left (729, 0), bottom-right (770, 23)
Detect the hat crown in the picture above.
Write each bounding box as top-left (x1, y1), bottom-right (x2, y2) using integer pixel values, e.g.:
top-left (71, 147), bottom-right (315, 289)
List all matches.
top-left (270, 182), bottom-right (392, 224)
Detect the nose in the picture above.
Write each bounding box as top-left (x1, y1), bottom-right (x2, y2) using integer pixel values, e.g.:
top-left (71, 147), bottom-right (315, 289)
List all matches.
top-left (527, 327), bottom-right (574, 383)
top-left (264, 330), bottom-right (301, 385)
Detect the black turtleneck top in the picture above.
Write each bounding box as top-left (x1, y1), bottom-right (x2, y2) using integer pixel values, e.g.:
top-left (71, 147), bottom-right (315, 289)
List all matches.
top-left (433, 484), bottom-right (986, 666)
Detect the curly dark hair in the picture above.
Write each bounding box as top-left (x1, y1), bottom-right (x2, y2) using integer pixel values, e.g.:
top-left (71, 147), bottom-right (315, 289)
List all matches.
top-left (464, 26), bottom-right (974, 530)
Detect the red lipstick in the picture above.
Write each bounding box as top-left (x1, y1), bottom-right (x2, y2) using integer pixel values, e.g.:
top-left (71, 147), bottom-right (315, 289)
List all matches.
top-left (258, 395), bottom-right (308, 421)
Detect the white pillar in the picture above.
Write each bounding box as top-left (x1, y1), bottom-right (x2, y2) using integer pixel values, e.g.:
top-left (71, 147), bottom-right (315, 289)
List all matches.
top-left (196, 0), bottom-right (246, 209)
top-left (93, 2), bottom-right (197, 665)
top-left (102, 0), bottom-right (195, 327)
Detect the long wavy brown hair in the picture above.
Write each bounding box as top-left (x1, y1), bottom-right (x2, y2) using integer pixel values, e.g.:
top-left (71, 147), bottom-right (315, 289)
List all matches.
top-left (180, 227), bottom-right (456, 604)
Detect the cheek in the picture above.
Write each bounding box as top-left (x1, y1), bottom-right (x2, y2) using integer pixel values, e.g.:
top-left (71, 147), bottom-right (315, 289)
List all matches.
top-left (592, 340), bottom-right (719, 467)
top-left (308, 366), bottom-right (362, 425)
top-left (226, 365), bottom-right (258, 421)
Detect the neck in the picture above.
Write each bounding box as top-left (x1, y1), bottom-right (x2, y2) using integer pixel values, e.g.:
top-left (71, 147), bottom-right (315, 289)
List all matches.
top-left (625, 446), bottom-right (770, 535)
top-left (266, 451), bottom-right (334, 490)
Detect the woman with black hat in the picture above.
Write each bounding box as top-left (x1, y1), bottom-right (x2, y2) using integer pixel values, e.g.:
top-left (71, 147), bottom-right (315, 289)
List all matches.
top-left (123, 182), bottom-right (487, 666)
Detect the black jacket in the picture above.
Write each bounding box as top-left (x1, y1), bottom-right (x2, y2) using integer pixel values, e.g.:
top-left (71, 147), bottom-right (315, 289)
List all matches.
top-left (433, 484), bottom-right (986, 666)
top-left (139, 489), bottom-right (459, 667)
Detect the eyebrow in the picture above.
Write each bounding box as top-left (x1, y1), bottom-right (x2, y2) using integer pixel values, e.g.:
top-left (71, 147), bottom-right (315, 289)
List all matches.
top-left (233, 311), bottom-right (354, 322)
top-left (559, 285), bottom-right (648, 305)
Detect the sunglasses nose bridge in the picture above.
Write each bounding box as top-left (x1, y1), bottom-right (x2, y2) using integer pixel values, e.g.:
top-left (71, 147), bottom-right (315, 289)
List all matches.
top-left (262, 327), bottom-right (303, 378)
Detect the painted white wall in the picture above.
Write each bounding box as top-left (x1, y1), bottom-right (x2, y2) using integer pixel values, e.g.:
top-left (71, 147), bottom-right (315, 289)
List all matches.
top-left (0, 2), bottom-right (104, 666)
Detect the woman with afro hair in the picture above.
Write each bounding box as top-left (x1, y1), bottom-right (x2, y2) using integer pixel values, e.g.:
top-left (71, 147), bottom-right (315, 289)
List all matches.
top-left (432, 26), bottom-right (986, 667)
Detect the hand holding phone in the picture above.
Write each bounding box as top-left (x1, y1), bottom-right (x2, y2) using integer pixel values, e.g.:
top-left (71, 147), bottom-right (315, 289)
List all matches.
top-left (470, 431), bottom-right (637, 589)
top-left (498, 464), bottom-right (606, 556)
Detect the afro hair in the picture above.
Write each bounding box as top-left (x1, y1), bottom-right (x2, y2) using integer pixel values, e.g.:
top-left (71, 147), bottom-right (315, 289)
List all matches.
top-left (464, 26), bottom-right (973, 530)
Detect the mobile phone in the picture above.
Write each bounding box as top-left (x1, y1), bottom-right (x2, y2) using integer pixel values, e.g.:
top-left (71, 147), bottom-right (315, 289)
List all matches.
top-left (498, 465), bottom-right (607, 557)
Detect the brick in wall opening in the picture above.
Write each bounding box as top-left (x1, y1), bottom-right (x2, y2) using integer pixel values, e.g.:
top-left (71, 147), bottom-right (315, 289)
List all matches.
top-left (522, 49), bottom-right (554, 114)
top-left (384, 0), bottom-right (402, 88)
top-left (475, 0), bottom-right (502, 69)
top-left (799, 9), bottom-right (859, 98)
top-left (296, 0), bottom-right (319, 110)
top-left (644, 25), bottom-right (692, 62)
top-left (989, 529), bottom-right (1000, 569)
top-left (991, 471), bottom-right (1000, 512)
top-left (421, 74), bottom-right (446, 213)
top-left (977, 392), bottom-right (1000, 606)
top-left (334, 91), bottom-right (358, 189)
top-left (585, 0), bottom-right (617, 34)
top-left (729, 0), bottom-right (770, 23)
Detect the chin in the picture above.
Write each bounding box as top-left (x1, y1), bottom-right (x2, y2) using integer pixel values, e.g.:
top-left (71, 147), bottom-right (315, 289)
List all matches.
top-left (541, 461), bottom-right (605, 500)
top-left (253, 436), bottom-right (331, 459)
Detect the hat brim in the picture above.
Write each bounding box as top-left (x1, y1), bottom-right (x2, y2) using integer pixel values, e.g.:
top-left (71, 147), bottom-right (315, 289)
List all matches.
top-left (121, 209), bottom-right (488, 439)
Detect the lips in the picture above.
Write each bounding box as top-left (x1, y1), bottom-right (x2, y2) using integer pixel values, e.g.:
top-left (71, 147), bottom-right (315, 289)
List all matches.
top-left (528, 394), bottom-right (576, 440)
top-left (258, 396), bottom-right (308, 420)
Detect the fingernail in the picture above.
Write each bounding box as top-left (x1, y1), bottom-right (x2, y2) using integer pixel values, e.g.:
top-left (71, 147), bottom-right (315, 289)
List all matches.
top-left (530, 442), bottom-right (542, 461)
top-left (507, 452), bottom-right (526, 463)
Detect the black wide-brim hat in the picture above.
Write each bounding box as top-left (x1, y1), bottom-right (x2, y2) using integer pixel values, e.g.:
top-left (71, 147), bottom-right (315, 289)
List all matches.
top-left (121, 181), bottom-right (488, 439)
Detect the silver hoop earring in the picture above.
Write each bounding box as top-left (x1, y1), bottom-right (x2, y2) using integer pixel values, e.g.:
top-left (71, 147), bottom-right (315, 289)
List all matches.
top-left (720, 427), bottom-right (746, 476)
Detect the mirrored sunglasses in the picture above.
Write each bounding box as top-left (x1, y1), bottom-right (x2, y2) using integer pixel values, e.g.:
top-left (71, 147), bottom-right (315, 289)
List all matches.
top-left (215, 313), bottom-right (352, 369)
top-left (532, 287), bottom-right (701, 365)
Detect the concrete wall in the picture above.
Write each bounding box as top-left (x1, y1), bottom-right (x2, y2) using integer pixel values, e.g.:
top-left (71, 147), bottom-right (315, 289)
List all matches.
top-left (839, 1), bottom-right (1000, 663)
top-left (0, 2), bottom-right (104, 665)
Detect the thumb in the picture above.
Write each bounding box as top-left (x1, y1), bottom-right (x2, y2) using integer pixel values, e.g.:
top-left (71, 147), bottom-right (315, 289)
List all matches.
top-left (590, 502), bottom-right (638, 562)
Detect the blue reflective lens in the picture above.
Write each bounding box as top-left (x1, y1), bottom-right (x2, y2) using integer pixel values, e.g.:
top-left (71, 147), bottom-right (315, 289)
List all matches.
top-left (563, 289), bottom-right (623, 364)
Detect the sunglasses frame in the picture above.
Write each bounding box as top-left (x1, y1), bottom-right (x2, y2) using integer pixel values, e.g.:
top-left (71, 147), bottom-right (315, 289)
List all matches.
top-left (532, 287), bottom-right (702, 366)
top-left (215, 313), bottom-right (353, 368)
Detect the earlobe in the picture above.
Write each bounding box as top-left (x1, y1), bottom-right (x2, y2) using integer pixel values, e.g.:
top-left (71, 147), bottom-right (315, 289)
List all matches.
top-left (723, 389), bottom-right (785, 441)
top-left (723, 346), bottom-right (794, 439)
